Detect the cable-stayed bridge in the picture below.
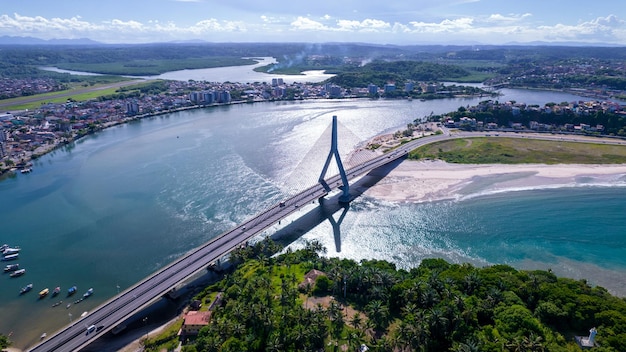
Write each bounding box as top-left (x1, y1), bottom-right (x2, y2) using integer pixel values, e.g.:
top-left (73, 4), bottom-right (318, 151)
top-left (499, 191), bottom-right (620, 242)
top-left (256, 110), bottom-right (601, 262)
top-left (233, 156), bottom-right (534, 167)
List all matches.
top-left (27, 116), bottom-right (449, 352)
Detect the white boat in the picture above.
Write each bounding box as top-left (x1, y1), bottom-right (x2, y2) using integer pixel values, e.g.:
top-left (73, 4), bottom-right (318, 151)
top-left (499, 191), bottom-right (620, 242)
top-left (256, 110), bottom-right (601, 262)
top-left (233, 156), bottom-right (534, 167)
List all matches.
top-left (4, 264), bottom-right (19, 272)
top-left (2, 247), bottom-right (20, 255)
top-left (83, 288), bottom-right (94, 298)
top-left (9, 268), bottom-right (26, 277)
top-left (20, 283), bottom-right (33, 295)
top-left (21, 168), bottom-right (32, 173)
top-left (2, 253), bottom-right (19, 261)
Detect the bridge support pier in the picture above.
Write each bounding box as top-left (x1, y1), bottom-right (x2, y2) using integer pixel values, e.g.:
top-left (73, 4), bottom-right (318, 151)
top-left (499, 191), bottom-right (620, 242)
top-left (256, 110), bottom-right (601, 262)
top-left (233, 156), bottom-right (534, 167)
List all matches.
top-left (319, 115), bottom-right (351, 203)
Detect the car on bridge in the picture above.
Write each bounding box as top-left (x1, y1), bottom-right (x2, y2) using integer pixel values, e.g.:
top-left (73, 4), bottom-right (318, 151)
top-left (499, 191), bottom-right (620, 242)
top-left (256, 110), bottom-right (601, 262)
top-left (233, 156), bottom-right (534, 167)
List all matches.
top-left (86, 325), bottom-right (96, 335)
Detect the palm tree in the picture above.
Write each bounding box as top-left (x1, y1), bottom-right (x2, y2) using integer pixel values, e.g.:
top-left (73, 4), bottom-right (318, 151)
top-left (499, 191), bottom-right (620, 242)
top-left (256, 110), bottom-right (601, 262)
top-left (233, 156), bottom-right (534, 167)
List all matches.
top-left (427, 307), bottom-right (449, 340)
top-left (455, 339), bottom-right (480, 352)
top-left (463, 271), bottom-right (481, 295)
top-left (365, 300), bottom-right (390, 333)
top-left (350, 312), bottom-right (363, 330)
top-left (523, 333), bottom-right (544, 352)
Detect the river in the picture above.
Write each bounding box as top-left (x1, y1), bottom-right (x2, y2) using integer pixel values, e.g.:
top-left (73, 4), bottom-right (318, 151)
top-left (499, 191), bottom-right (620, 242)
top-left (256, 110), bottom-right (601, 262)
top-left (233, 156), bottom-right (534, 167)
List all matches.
top-left (2, 68), bottom-right (625, 349)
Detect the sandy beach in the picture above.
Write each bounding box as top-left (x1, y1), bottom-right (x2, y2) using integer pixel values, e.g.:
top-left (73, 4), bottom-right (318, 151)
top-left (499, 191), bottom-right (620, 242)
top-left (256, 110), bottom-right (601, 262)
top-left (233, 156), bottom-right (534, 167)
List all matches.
top-left (364, 159), bottom-right (626, 202)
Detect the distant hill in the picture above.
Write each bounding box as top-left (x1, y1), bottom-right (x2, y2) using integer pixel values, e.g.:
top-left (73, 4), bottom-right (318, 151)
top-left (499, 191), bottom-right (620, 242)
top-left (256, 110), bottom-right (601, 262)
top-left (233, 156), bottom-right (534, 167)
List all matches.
top-left (0, 36), bottom-right (102, 45)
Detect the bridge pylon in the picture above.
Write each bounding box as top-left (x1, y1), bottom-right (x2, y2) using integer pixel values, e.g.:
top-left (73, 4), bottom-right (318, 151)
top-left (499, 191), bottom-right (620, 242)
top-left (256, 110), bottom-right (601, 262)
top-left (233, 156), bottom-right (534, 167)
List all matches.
top-left (319, 115), bottom-right (351, 203)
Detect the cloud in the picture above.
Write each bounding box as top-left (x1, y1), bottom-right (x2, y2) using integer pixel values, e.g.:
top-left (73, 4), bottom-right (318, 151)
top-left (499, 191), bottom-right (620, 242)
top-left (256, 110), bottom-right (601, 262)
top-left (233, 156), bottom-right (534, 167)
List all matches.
top-left (408, 17), bottom-right (474, 33)
top-left (336, 19), bottom-right (391, 32)
top-left (290, 16), bottom-right (329, 31)
top-left (487, 13), bottom-right (532, 23)
top-left (0, 11), bottom-right (624, 44)
top-left (536, 15), bottom-right (625, 43)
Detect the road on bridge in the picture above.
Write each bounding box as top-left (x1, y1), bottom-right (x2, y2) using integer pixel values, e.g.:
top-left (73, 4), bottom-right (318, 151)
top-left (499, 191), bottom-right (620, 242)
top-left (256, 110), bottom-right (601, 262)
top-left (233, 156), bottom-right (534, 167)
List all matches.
top-left (27, 129), bottom-right (624, 351)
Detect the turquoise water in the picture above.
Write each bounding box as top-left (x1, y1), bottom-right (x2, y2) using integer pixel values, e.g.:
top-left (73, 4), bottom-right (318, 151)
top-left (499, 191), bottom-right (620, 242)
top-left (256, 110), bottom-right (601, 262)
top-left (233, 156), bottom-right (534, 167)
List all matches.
top-left (2, 93), bottom-right (625, 348)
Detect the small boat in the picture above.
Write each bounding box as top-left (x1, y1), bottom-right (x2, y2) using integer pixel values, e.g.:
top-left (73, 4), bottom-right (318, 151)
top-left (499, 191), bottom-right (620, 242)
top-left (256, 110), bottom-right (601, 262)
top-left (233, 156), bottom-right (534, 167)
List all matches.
top-left (21, 168), bottom-right (32, 174)
top-left (66, 303), bottom-right (71, 309)
top-left (2, 253), bottom-right (19, 261)
top-left (20, 283), bottom-right (33, 295)
top-left (2, 247), bottom-right (21, 255)
top-left (9, 269), bottom-right (26, 277)
top-left (39, 288), bottom-right (49, 298)
top-left (4, 264), bottom-right (19, 272)
top-left (67, 286), bottom-right (77, 296)
top-left (40, 333), bottom-right (46, 340)
top-left (52, 286), bottom-right (61, 297)
top-left (83, 288), bottom-right (94, 298)
top-left (51, 301), bottom-right (62, 307)
top-left (0, 244), bottom-right (8, 252)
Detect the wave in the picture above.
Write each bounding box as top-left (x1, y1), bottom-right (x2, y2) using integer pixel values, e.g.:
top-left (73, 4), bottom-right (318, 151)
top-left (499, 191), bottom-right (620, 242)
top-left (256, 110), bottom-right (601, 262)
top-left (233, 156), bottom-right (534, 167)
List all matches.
top-left (439, 171), bottom-right (626, 203)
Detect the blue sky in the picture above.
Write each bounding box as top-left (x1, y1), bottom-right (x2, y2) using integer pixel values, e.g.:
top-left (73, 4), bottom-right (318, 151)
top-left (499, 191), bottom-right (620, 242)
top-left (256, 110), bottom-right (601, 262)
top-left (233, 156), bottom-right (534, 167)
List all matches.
top-left (1, 0), bottom-right (624, 45)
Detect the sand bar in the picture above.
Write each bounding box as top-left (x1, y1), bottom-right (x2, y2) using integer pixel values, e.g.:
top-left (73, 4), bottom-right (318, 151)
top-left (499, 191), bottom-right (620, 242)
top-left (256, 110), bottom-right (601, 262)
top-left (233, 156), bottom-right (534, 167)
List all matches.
top-left (364, 159), bottom-right (626, 202)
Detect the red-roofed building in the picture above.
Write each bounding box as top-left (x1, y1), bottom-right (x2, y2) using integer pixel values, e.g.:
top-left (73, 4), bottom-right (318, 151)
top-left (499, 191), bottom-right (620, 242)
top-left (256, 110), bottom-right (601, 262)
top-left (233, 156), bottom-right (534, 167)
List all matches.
top-left (181, 311), bottom-right (211, 338)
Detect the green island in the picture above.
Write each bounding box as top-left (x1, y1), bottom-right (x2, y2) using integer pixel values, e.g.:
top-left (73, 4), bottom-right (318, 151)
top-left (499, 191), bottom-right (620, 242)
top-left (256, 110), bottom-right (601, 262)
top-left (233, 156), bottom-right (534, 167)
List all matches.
top-left (137, 238), bottom-right (626, 352)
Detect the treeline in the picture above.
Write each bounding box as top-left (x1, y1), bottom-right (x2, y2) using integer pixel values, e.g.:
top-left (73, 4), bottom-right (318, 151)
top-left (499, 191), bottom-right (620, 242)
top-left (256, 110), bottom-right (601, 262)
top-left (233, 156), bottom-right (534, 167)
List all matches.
top-left (327, 60), bottom-right (471, 88)
top-left (180, 238), bottom-right (626, 352)
top-left (442, 102), bottom-right (626, 136)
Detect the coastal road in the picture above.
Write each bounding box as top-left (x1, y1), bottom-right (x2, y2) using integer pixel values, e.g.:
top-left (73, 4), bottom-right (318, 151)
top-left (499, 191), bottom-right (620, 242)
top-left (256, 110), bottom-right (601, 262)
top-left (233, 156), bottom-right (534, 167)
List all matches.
top-left (25, 129), bottom-right (626, 351)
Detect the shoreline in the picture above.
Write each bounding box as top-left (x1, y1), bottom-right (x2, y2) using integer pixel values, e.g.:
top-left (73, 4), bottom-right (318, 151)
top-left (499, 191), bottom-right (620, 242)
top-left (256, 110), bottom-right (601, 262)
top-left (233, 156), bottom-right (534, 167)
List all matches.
top-left (363, 159), bottom-right (626, 203)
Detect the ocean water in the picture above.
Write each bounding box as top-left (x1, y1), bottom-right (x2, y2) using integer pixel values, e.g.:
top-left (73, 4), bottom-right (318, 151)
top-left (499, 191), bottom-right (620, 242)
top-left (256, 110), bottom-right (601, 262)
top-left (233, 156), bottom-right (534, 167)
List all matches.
top-left (2, 93), bottom-right (625, 348)
top-left (295, 186), bottom-right (626, 297)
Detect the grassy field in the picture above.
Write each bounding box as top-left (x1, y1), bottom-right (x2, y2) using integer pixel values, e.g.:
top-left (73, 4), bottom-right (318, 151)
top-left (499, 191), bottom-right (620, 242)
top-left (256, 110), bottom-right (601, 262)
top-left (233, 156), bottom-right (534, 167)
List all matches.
top-left (409, 137), bottom-right (626, 164)
top-left (0, 80), bottom-right (146, 110)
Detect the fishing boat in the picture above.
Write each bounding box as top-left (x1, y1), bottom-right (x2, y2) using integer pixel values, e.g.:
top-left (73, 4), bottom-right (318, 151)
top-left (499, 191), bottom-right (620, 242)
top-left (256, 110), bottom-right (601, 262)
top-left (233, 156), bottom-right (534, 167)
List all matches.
top-left (4, 264), bottom-right (19, 272)
top-left (9, 268), bottom-right (25, 277)
top-left (20, 283), bottom-right (33, 295)
top-left (83, 288), bottom-right (94, 298)
top-left (67, 286), bottom-right (77, 296)
top-left (39, 288), bottom-right (50, 298)
top-left (52, 286), bottom-right (61, 297)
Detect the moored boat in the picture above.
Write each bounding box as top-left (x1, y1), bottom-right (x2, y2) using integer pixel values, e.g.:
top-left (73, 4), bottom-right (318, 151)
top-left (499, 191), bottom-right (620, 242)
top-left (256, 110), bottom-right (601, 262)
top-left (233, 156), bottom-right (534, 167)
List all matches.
top-left (2, 247), bottom-right (21, 255)
top-left (9, 268), bottom-right (26, 277)
top-left (52, 286), bottom-right (61, 297)
top-left (4, 264), bottom-right (19, 272)
top-left (39, 288), bottom-right (49, 298)
top-left (67, 286), bottom-right (77, 296)
top-left (20, 283), bottom-right (33, 295)
top-left (2, 253), bottom-right (19, 261)
top-left (83, 288), bottom-right (94, 298)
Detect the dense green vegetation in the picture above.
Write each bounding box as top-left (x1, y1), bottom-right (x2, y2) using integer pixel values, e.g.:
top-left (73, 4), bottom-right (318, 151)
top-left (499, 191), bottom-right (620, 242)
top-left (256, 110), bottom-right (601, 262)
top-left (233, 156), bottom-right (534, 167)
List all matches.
top-left (327, 60), bottom-right (472, 88)
top-left (409, 138), bottom-right (626, 164)
top-left (171, 238), bottom-right (626, 351)
top-left (55, 57), bottom-right (255, 76)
